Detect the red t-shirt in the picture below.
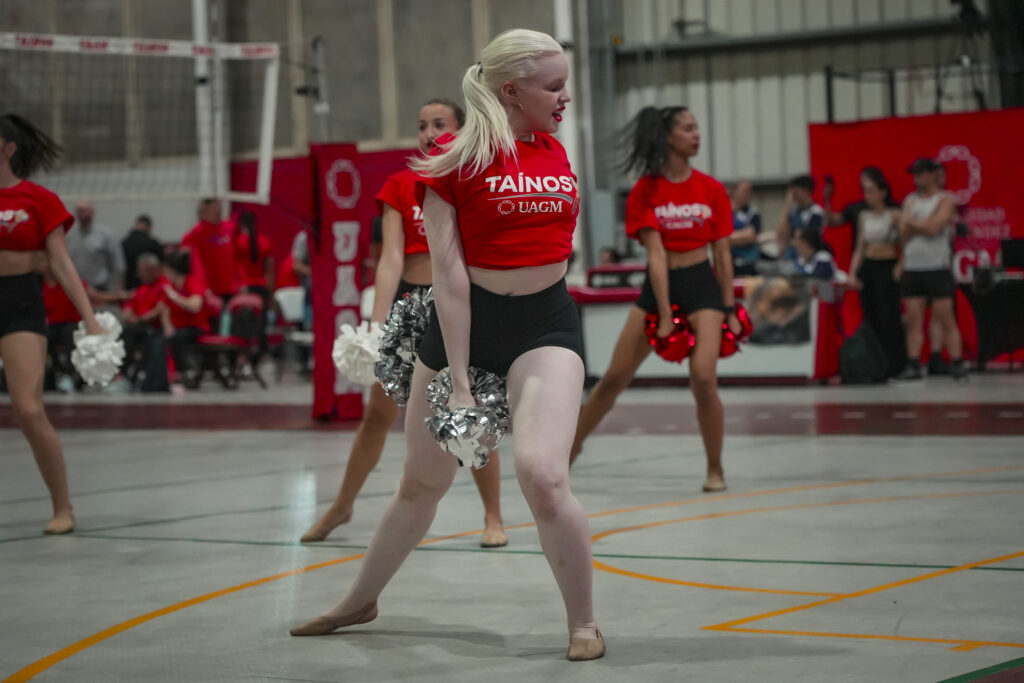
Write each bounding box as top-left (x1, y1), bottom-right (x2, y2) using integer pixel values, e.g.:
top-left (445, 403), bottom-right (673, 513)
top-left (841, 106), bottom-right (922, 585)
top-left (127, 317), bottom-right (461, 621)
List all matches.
top-left (276, 254), bottom-right (300, 288)
top-left (162, 276), bottom-right (210, 331)
top-left (625, 170), bottom-right (733, 252)
top-left (0, 180), bottom-right (73, 252)
top-left (415, 132), bottom-right (579, 270)
top-left (234, 232), bottom-right (272, 287)
top-left (126, 276), bottom-right (168, 318)
top-left (376, 169), bottom-right (428, 255)
top-left (42, 278), bottom-right (83, 325)
top-left (181, 219), bottom-right (236, 296)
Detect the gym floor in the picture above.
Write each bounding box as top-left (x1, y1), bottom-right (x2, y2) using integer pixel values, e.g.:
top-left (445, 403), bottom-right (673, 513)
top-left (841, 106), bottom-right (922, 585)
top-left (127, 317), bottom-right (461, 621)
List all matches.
top-left (2, 375), bottom-right (1022, 683)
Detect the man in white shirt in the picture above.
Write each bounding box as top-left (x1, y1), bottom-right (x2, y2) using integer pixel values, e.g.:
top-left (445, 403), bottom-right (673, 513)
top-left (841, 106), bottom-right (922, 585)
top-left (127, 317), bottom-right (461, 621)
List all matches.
top-left (65, 201), bottom-right (125, 291)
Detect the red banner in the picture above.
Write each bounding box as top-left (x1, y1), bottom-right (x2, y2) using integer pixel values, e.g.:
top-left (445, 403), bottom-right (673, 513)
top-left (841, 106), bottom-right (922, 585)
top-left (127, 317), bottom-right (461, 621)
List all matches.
top-left (310, 143), bottom-right (364, 421)
top-left (809, 108), bottom-right (1024, 283)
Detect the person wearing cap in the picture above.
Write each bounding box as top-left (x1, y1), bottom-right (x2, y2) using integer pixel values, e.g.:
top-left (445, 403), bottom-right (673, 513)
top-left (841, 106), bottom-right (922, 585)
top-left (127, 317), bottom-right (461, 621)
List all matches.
top-left (895, 157), bottom-right (967, 381)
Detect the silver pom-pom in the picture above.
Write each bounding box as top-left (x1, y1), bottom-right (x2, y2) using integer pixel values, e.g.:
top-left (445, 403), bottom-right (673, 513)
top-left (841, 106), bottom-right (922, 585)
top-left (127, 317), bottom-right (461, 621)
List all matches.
top-left (424, 366), bottom-right (510, 468)
top-left (332, 321), bottom-right (384, 386)
top-left (374, 287), bottom-right (433, 406)
top-left (71, 312), bottom-right (126, 386)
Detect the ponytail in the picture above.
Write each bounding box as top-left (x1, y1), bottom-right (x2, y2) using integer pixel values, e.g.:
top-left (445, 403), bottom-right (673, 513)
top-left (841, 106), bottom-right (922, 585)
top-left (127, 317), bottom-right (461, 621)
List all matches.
top-left (0, 113), bottom-right (63, 179)
top-left (239, 211), bottom-right (259, 263)
top-left (412, 29), bottom-right (563, 179)
top-left (621, 105), bottom-right (687, 177)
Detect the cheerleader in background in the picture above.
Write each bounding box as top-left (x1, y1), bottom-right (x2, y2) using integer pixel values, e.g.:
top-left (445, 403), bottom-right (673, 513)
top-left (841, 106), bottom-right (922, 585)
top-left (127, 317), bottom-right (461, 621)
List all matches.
top-left (0, 113), bottom-right (106, 534)
top-left (570, 106), bottom-right (741, 493)
top-left (301, 98), bottom-right (507, 548)
top-left (291, 30), bottom-right (603, 660)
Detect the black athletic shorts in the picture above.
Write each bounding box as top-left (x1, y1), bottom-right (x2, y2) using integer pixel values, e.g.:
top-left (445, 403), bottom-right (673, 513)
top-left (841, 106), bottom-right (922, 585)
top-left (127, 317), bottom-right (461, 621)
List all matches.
top-left (635, 260), bottom-right (726, 315)
top-left (417, 278), bottom-right (583, 376)
top-left (0, 272), bottom-right (47, 339)
top-left (901, 269), bottom-right (956, 301)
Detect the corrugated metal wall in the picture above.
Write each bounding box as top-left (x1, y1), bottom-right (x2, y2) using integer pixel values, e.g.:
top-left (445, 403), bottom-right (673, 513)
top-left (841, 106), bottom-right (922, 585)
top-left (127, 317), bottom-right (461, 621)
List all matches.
top-left (608, 0), bottom-right (994, 184)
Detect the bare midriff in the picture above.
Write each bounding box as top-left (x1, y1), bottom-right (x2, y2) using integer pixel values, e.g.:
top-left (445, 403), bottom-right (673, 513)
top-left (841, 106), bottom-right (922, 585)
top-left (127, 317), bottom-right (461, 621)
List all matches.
top-left (865, 243), bottom-right (899, 261)
top-left (665, 244), bottom-right (708, 269)
top-left (0, 249), bottom-right (38, 277)
top-left (468, 260), bottom-right (569, 296)
top-left (401, 251), bottom-right (432, 287)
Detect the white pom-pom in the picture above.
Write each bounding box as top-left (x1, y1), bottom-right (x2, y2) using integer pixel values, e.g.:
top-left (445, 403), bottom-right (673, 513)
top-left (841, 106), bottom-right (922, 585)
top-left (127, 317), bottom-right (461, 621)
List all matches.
top-left (71, 335), bottom-right (126, 386)
top-left (70, 313), bottom-right (126, 386)
top-left (332, 321), bottom-right (384, 386)
top-left (73, 311), bottom-right (122, 345)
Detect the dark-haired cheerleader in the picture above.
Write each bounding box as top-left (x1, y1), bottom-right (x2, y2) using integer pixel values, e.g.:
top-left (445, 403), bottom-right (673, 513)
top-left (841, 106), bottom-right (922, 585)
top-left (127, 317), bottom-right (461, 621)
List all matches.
top-left (0, 113), bottom-right (105, 534)
top-left (570, 106), bottom-right (741, 493)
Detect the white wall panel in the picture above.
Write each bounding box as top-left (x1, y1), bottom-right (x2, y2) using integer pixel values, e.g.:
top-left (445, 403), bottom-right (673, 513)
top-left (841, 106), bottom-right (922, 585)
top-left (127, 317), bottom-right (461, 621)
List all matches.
top-left (732, 53), bottom-right (759, 177)
top-left (804, 0), bottom-right (829, 30)
top-left (909, 0), bottom-right (940, 20)
top-left (709, 55), bottom-right (736, 178)
top-left (883, 0), bottom-right (911, 21)
top-left (855, 0), bottom-right (882, 24)
top-left (753, 0), bottom-right (780, 34)
top-left (755, 52), bottom-right (785, 178)
top-left (708, 0), bottom-right (730, 33)
top-left (856, 41), bottom-right (888, 120)
top-left (830, 0), bottom-right (855, 27)
top-left (729, 0), bottom-right (756, 36)
top-left (685, 58), bottom-right (712, 173)
top-left (778, 0), bottom-right (805, 31)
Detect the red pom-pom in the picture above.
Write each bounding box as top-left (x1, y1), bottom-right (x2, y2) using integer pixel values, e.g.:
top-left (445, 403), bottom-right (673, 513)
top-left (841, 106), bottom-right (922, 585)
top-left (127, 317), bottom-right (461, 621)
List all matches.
top-left (719, 303), bottom-right (754, 358)
top-left (644, 306), bottom-right (695, 363)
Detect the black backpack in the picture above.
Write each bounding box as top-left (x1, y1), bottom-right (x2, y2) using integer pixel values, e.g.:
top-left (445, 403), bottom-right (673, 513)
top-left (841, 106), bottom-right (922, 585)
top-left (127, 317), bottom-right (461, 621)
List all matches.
top-left (840, 323), bottom-right (889, 385)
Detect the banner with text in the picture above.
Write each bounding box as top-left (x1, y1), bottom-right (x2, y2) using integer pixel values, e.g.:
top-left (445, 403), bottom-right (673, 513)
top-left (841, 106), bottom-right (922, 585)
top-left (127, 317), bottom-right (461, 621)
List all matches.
top-left (310, 143), bottom-right (364, 421)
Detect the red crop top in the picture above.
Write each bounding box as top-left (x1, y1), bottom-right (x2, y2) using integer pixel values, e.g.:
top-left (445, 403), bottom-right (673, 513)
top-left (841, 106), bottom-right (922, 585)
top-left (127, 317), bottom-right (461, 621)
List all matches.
top-left (0, 180), bottom-right (73, 252)
top-left (415, 132), bottom-right (579, 270)
top-left (376, 169), bottom-right (428, 255)
top-left (625, 170), bottom-right (732, 252)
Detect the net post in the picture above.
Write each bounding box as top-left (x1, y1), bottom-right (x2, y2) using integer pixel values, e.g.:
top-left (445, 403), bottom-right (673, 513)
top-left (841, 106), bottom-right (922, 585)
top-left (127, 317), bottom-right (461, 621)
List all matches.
top-left (193, 0), bottom-right (215, 196)
top-left (256, 53), bottom-right (280, 203)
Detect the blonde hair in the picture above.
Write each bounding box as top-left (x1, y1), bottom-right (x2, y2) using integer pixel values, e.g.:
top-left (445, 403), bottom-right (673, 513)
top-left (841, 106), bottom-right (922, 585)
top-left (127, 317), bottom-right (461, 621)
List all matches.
top-left (411, 29), bottom-right (563, 179)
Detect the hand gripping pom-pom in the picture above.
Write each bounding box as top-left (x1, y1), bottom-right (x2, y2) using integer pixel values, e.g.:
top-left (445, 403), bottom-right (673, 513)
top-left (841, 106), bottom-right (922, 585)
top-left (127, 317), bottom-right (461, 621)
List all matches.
top-left (332, 321), bottom-right (384, 386)
top-left (719, 303), bottom-right (754, 359)
top-left (424, 367), bottom-right (511, 468)
top-left (644, 305), bottom-right (695, 363)
top-left (374, 288), bottom-right (434, 405)
top-left (71, 313), bottom-right (126, 386)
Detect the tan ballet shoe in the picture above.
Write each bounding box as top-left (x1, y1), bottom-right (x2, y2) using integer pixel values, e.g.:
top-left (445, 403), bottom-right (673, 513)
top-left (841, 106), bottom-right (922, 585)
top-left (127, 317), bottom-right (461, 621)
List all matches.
top-left (300, 508), bottom-right (353, 543)
top-left (702, 476), bottom-right (727, 493)
top-left (567, 628), bottom-right (605, 661)
top-left (289, 602), bottom-right (378, 637)
top-left (43, 512), bottom-right (75, 535)
top-left (479, 528), bottom-right (508, 548)
top-left (300, 524), bottom-right (330, 543)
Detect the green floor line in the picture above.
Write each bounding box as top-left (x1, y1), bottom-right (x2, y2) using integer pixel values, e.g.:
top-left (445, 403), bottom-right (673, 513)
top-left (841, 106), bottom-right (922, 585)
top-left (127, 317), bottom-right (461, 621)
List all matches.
top-left (935, 655), bottom-right (1024, 683)
top-left (67, 533), bottom-right (1024, 573)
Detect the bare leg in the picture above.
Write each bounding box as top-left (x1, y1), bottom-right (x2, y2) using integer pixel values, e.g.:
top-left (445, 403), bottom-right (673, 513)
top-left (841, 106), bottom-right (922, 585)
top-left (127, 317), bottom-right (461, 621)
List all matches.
top-left (687, 310), bottom-right (726, 492)
top-left (903, 297), bottom-right (927, 361)
top-left (301, 384), bottom-right (398, 541)
top-left (932, 297), bottom-right (962, 359)
top-left (570, 306), bottom-right (652, 465)
top-left (471, 450), bottom-right (507, 547)
top-left (301, 382), bottom-right (506, 545)
top-left (1, 332), bottom-right (74, 534)
top-left (291, 359), bottom-right (459, 633)
top-left (506, 347), bottom-right (602, 657)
